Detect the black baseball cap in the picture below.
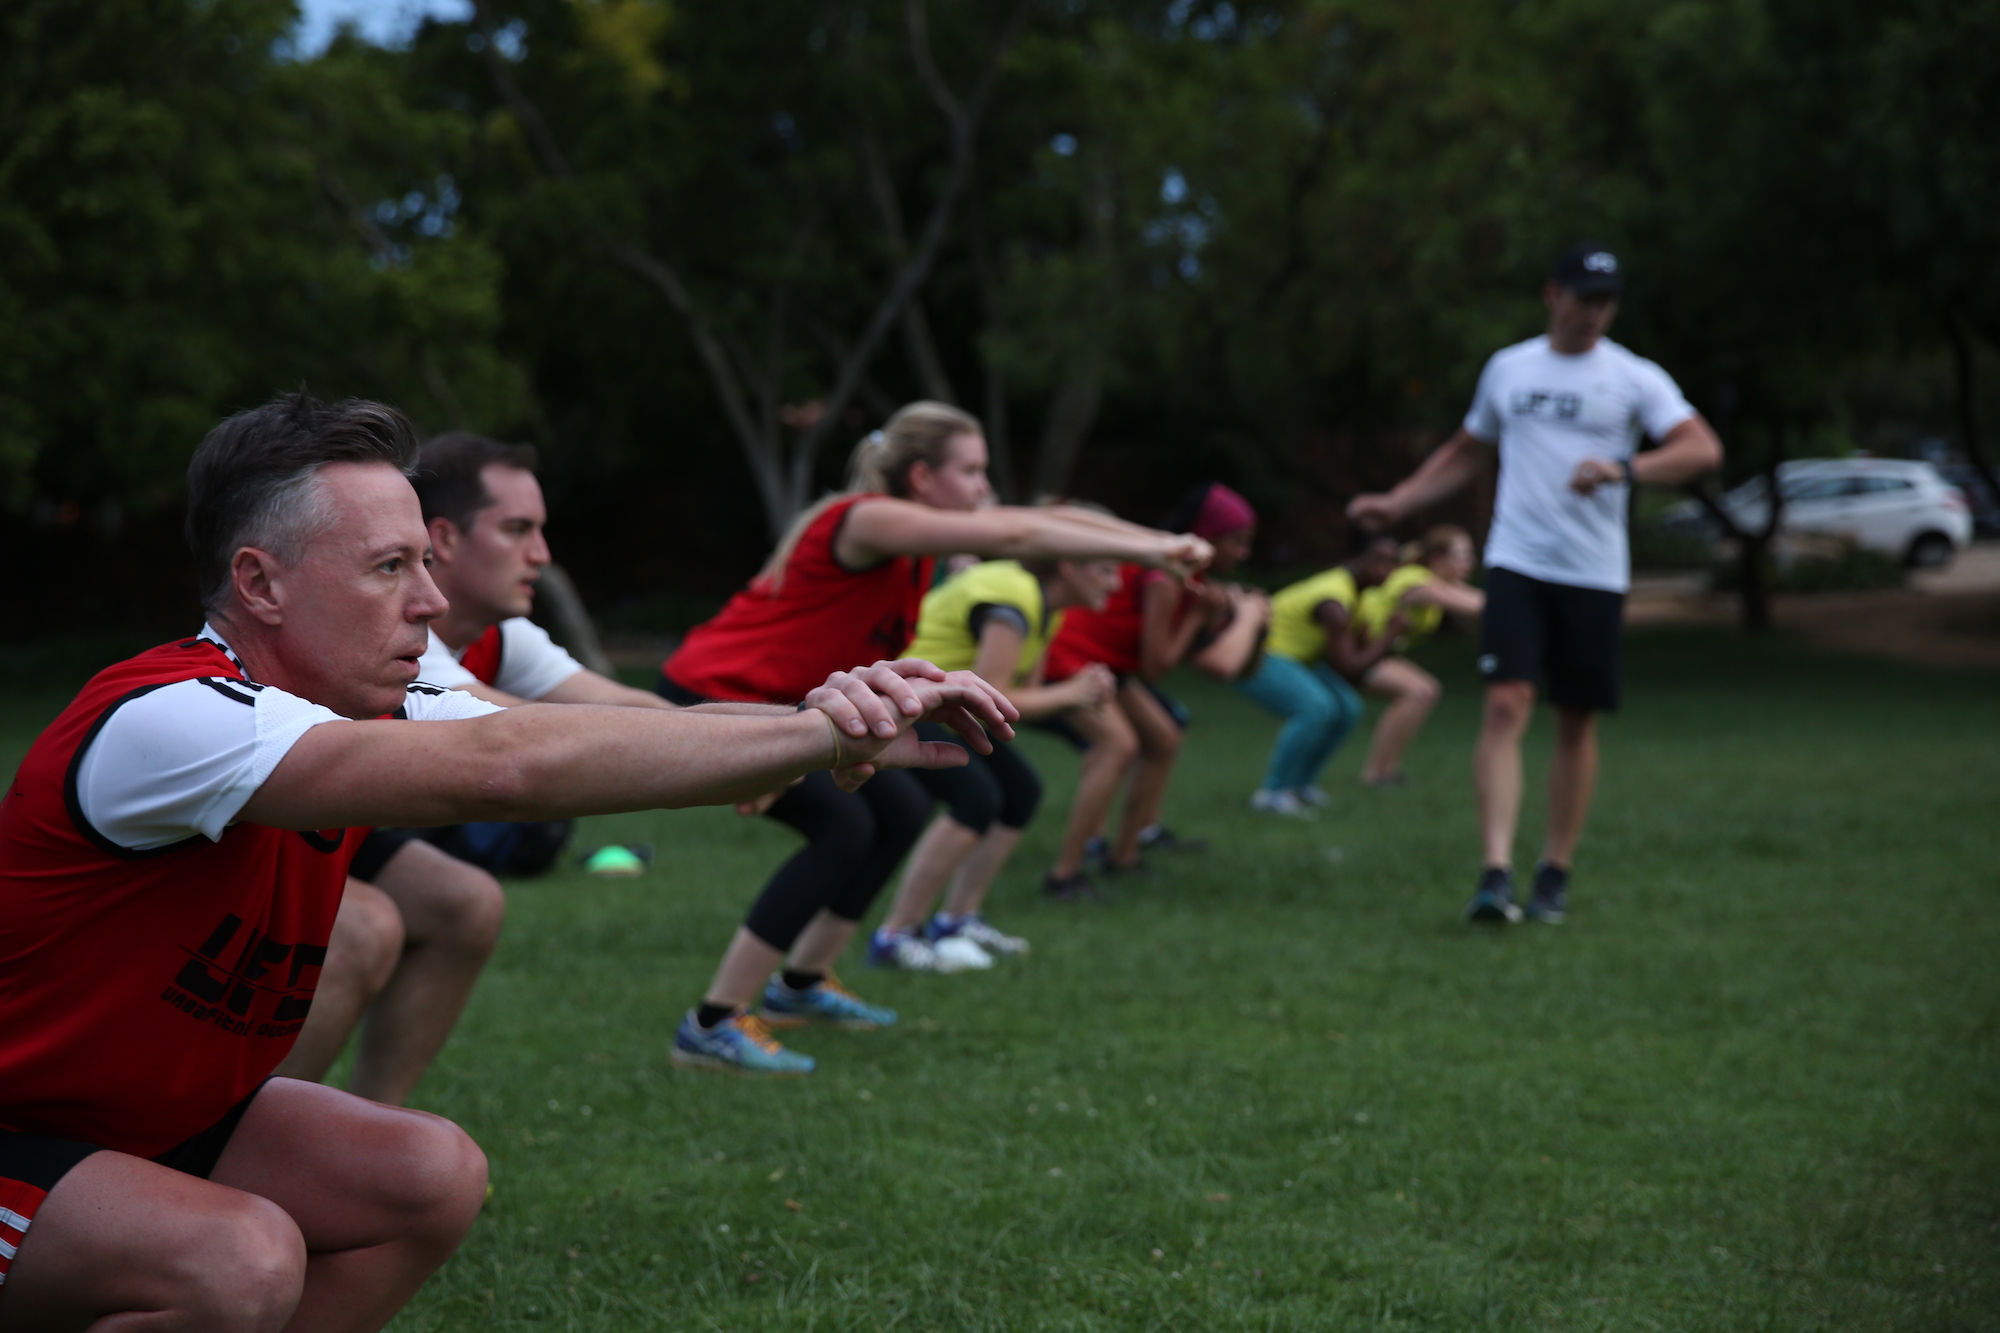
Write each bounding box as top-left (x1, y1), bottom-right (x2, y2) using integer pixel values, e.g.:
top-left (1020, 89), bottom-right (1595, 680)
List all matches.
top-left (1551, 242), bottom-right (1623, 297)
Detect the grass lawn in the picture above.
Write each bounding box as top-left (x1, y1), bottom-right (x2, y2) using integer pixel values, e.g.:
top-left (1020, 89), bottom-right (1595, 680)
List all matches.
top-left (4, 628), bottom-right (1997, 1330)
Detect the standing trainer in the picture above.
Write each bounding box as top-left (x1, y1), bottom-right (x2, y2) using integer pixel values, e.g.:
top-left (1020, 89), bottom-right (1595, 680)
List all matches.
top-left (1349, 244), bottom-right (1721, 923)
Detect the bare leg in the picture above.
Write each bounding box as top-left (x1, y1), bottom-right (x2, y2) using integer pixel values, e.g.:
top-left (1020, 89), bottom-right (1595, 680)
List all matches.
top-left (940, 824), bottom-right (1025, 917)
top-left (1474, 681), bottom-right (1536, 869)
top-left (345, 842), bottom-right (504, 1105)
top-left (880, 815), bottom-right (981, 933)
top-left (785, 910), bottom-right (861, 975)
top-left (0, 1153), bottom-right (306, 1332)
top-left (274, 882), bottom-right (404, 1086)
top-left (1050, 701), bottom-right (1139, 878)
top-left (1360, 657), bottom-right (1443, 783)
top-left (0, 1080), bottom-right (483, 1333)
top-left (1541, 707), bottom-right (1599, 869)
top-left (212, 1080), bottom-right (487, 1333)
top-left (1108, 683), bottom-right (1182, 867)
top-left (701, 928), bottom-right (786, 1011)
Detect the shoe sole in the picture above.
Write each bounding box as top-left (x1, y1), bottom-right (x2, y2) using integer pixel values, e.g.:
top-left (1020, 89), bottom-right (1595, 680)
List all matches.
top-left (761, 1011), bottom-right (892, 1031)
top-left (1466, 901), bottom-right (1524, 924)
top-left (1524, 907), bottom-right (1566, 924)
top-left (670, 1046), bottom-right (814, 1075)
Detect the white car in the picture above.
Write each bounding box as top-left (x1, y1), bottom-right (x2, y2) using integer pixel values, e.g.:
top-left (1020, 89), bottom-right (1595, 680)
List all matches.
top-left (1664, 458), bottom-right (1974, 567)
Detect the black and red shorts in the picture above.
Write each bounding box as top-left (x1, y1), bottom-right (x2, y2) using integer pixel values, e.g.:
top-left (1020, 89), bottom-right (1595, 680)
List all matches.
top-left (0, 1082), bottom-right (265, 1286)
top-left (1478, 567), bottom-right (1626, 712)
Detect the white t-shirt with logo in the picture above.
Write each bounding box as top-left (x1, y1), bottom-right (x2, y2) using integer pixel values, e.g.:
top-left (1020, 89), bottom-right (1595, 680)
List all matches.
top-left (73, 626), bottom-right (505, 852)
top-left (416, 617), bottom-right (586, 701)
top-left (1463, 335), bottom-right (1695, 593)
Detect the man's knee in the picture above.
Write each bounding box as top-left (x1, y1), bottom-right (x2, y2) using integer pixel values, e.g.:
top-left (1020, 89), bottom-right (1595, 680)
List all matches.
top-left (332, 881), bottom-right (407, 993)
top-left (427, 861), bottom-right (506, 958)
top-left (172, 1193), bottom-right (306, 1332)
top-left (1482, 681), bottom-right (1535, 732)
top-left (360, 1112), bottom-right (489, 1250)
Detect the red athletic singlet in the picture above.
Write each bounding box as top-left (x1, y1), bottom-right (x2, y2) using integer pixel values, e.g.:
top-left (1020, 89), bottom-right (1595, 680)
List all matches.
top-left (0, 640), bottom-right (355, 1157)
top-left (665, 495), bottom-right (936, 704)
top-left (458, 623), bottom-right (503, 685)
top-left (1045, 565), bottom-right (1202, 680)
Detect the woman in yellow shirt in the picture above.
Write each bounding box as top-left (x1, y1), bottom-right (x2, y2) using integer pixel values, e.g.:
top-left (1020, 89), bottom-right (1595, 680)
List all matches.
top-left (1354, 525), bottom-right (1487, 786)
top-left (1237, 534), bottom-right (1403, 816)
top-left (870, 556), bottom-right (1123, 968)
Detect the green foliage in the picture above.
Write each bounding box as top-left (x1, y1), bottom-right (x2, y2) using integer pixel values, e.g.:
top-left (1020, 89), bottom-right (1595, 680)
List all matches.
top-left (1710, 543), bottom-right (1908, 595)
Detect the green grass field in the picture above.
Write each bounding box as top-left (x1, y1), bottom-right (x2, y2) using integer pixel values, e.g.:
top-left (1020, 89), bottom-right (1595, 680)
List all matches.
top-left (4, 629), bottom-right (1997, 1331)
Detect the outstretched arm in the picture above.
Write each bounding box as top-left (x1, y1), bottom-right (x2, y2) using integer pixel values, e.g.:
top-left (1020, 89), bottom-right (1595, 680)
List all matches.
top-left (239, 665), bottom-right (1016, 831)
top-left (1347, 428), bottom-right (1488, 530)
top-left (838, 499), bottom-right (1211, 577)
top-left (1401, 580), bottom-right (1485, 617)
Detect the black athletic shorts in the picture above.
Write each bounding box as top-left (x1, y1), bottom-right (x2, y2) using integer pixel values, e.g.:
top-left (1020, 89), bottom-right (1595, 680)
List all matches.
top-left (0, 1081), bottom-right (267, 1279)
top-left (1478, 567), bottom-right (1625, 712)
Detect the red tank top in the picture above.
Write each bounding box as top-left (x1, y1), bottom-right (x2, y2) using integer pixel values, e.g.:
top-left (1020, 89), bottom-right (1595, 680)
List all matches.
top-left (666, 495), bottom-right (936, 703)
top-left (458, 623), bottom-right (503, 684)
top-left (1046, 565), bottom-right (1201, 680)
top-left (0, 639), bottom-right (357, 1156)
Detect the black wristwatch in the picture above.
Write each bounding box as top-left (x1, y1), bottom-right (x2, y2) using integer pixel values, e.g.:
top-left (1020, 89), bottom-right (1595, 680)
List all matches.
top-left (1618, 457), bottom-right (1637, 486)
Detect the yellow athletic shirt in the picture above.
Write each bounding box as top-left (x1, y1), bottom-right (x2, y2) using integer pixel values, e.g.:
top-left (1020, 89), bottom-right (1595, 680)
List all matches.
top-left (902, 560), bottom-right (1062, 684)
top-left (1356, 564), bottom-right (1443, 646)
top-left (1266, 566), bottom-right (1360, 664)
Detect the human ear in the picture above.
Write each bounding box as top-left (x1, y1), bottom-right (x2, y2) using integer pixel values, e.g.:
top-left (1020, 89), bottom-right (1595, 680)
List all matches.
top-left (427, 517), bottom-right (461, 564)
top-left (231, 548), bottom-right (287, 626)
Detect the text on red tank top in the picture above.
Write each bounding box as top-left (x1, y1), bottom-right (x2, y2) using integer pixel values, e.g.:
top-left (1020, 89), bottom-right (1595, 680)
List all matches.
top-left (0, 638), bottom-right (359, 1157)
top-left (665, 494), bottom-right (936, 703)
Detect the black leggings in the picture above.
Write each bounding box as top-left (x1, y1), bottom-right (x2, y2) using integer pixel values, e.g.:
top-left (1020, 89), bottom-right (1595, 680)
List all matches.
top-left (742, 768), bottom-right (932, 950)
top-left (909, 723), bottom-right (1043, 832)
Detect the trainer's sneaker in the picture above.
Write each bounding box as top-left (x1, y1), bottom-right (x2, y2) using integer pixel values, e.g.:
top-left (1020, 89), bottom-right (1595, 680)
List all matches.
top-left (760, 973), bottom-right (898, 1029)
top-left (1464, 866), bottom-right (1523, 924)
top-left (1296, 785), bottom-right (1334, 808)
top-left (670, 1009), bottom-right (815, 1075)
top-left (1525, 862), bottom-right (1569, 924)
top-left (1138, 825), bottom-right (1208, 854)
top-left (933, 934), bottom-right (994, 969)
top-left (866, 928), bottom-right (966, 972)
top-left (931, 912), bottom-right (1030, 958)
top-left (1249, 788), bottom-right (1316, 818)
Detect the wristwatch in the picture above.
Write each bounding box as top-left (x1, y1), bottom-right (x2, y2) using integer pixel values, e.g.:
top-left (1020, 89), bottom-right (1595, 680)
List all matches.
top-left (1618, 457), bottom-right (1637, 485)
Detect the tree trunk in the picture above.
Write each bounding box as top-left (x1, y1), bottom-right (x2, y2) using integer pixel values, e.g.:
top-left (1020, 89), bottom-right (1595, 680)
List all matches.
top-left (967, 191), bottom-right (1016, 500)
top-left (1032, 359), bottom-right (1105, 498)
top-left (534, 563), bottom-right (616, 678)
top-left (1946, 316), bottom-right (2000, 503)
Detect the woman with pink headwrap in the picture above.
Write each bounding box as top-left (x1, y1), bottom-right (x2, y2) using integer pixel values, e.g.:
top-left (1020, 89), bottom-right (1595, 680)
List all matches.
top-left (1042, 484), bottom-right (1269, 879)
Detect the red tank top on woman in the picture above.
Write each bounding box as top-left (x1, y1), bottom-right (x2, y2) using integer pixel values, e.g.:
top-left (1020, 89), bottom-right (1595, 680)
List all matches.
top-left (1046, 565), bottom-right (1202, 680)
top-left (665, 495), bottom-right (936, 704)
top-left (0, 640), bottom-right (356, 1157)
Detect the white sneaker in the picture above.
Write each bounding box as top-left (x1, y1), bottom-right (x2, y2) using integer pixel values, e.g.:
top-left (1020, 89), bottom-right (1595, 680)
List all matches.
top-left (1248, 788), bottom-right (1317, 818)
top-left (867, 929), bottom-right (965, 973)
top-left (932, 934), bottom-right (995, 970)
top-left (946, 914), bottom-right (1031, 958)
top-left (1296, 785), bottom-right (1333, 808)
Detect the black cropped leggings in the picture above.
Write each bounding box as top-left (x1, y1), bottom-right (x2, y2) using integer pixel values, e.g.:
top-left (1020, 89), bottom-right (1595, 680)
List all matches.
top-left (908, 723), bottom-right (1043, 833)
top-left (654, 673), bottom-right (931, 951)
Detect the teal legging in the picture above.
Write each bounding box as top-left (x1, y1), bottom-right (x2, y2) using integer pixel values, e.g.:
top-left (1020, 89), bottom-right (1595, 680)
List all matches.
top-left (1234, 653), bottom-right (1363, 792)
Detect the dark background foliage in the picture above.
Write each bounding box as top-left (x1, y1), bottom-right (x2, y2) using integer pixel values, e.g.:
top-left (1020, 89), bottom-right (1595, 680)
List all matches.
top-left (5, 0), bottom-right (1997, 640)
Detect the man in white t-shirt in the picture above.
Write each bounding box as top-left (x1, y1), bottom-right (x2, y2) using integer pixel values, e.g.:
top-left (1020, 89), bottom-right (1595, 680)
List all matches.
top-left (1349, 243), bottom-right (1722, 924)
top-left (0, 393), bottom-right (1014, 1328)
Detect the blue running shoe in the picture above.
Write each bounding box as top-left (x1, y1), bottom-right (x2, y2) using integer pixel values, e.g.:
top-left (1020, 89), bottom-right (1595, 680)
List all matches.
top-left (670, 1009), bottom-right (815, 1075)
top-left (1465, 866), bottom-right (1523, 924)
top-left (760, 973), bottom-right (897, 1030)
top-left (1525, 861), bottom-right (1568, 924)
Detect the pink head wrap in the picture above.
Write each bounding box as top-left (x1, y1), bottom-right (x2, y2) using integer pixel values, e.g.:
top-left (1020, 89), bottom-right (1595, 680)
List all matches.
top-left (1190, 483), bottom-right (1256, 540)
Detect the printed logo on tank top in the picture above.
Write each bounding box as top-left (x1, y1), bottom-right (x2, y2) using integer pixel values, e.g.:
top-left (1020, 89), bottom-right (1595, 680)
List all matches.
top-left (159, 911), bottom-right (329, 1040)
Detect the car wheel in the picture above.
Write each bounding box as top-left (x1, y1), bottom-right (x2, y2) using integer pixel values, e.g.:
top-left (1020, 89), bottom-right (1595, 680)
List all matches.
top-left (1906, 531), bottom-right (1954, 568)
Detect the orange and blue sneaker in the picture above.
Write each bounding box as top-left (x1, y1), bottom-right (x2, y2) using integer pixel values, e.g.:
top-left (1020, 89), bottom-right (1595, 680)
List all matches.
top-left (670, 1008), bottom-right (815, 1075)
top-left (760, 973), bottom-right (897, 1030)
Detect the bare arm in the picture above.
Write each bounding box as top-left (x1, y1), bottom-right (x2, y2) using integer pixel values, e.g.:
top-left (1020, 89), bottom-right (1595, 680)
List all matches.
top-left (1136, 576), bottom-right (1212, 681)
top-left (1571, 414), bottom-right (1725, 495)
top-left (969, 622), bottom-right (1114, 721)
top-left (238, 666), bottom-right (1018, 830)
top-left (536, 668), bottom-right (791, 715)
top-left (838, 498), bottom-right (1210, 577)
top-left (1401, 580), bottom-right (1486, 617)
top-left (1190, 587), bottom-right (1269, 680)
top-left (1317, 601), bottom-right (1397, 680)
top-left (1346, 428), bottom-right (1489, 530)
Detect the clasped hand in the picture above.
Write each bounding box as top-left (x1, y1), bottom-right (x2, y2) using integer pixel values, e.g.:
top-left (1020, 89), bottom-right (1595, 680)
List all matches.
top-left (802, 659), bottom-right (1020, 792)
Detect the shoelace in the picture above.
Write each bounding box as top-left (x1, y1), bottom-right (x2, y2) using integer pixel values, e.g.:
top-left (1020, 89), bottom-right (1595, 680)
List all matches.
top-left (821, 973), bottom-right (860, 1001)
top-left (734, 1012), bottom-right (784, 1054)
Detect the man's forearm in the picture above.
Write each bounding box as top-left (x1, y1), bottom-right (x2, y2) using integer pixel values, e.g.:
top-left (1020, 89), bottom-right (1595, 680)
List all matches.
top-left (1633, 417), bottom-right (1724, 487)
top-left (1386, 432), bottom-right (1486, 516)
top-left (246, 705), bottom-right (842, 830)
